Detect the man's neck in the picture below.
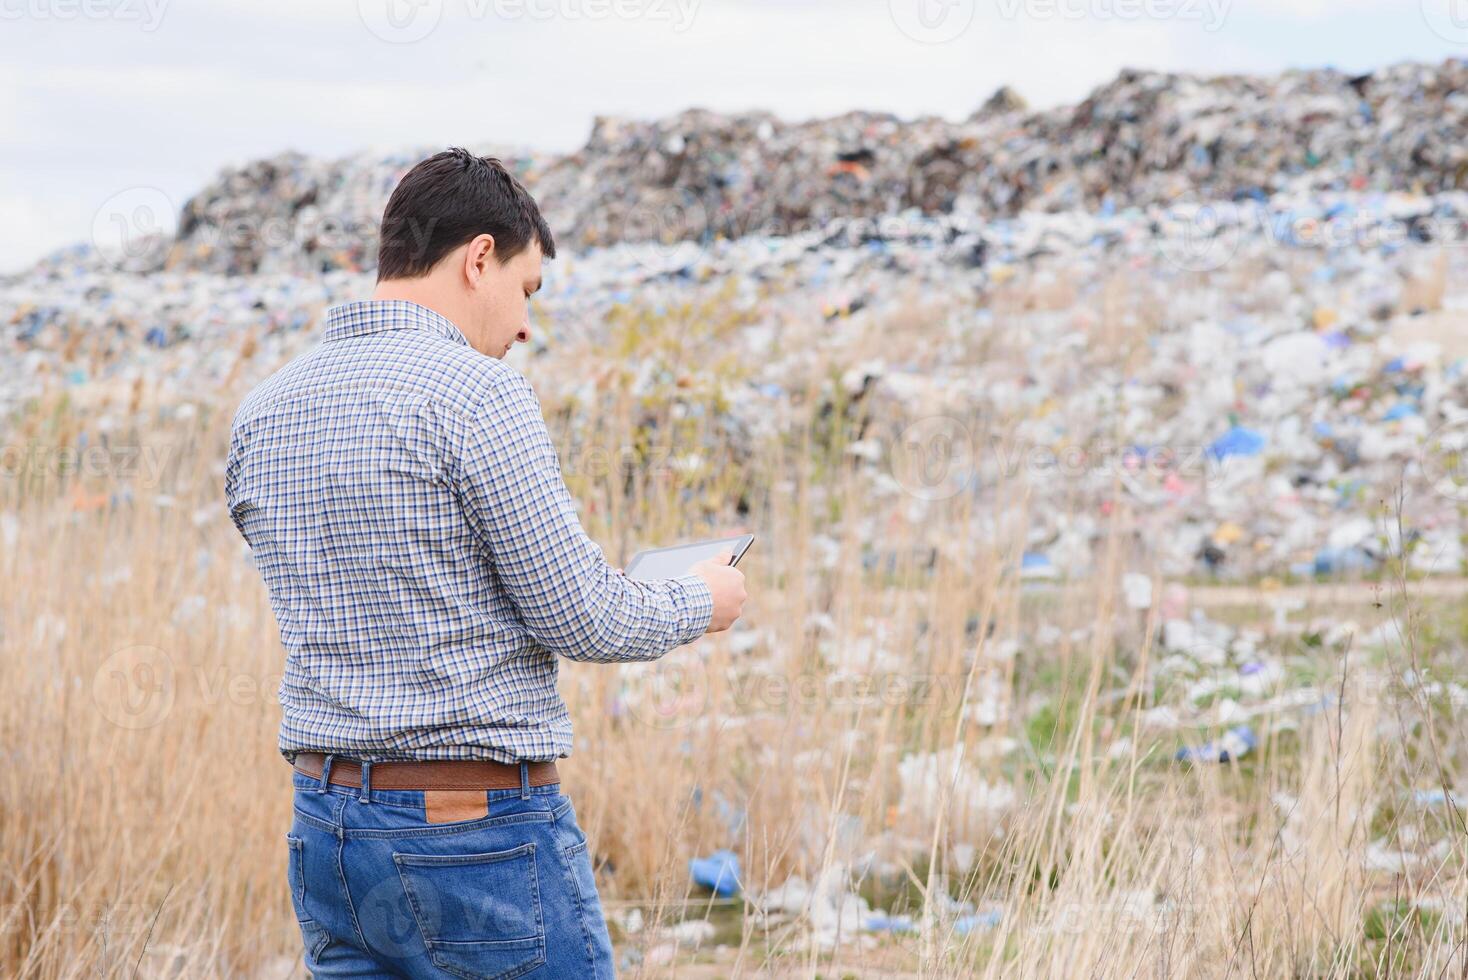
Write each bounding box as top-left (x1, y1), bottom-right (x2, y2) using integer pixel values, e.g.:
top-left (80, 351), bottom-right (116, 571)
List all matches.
top-left (371, 285), bottom-right (467, 335)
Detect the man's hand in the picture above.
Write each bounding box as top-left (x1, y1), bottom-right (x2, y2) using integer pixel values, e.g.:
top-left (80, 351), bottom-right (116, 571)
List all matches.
top-left (690, 553), bottom-right (747, 632)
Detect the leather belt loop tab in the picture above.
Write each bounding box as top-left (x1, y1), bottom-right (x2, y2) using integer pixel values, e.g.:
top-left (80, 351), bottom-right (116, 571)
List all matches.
top-left (317, 754), bottom-right (335, 794)
top-left (424, 790), bottom-right (490, 824)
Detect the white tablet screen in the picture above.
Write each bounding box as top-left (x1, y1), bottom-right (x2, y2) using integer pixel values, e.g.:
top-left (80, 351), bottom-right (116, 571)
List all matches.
top-left (624, 536), bottom-right (749, 582)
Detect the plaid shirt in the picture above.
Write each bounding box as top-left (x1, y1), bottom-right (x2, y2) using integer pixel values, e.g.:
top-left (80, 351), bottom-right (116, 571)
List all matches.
top-left (225, 300), bottom-right (714, 763)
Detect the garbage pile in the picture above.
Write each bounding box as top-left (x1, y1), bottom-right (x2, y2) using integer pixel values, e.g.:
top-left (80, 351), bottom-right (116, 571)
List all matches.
top-left (5, 60), bottom-right (1468, 587)
top-left (538, 59), bottom-right (1468, 253)
top-left (12, 145), bottom-right (551, 280)
top-left (654, 595), bottom-right (1457, 953)
top-left (158, 145), bottom-right (556, 277)
top-left (6, 186), bottom-right (1468, 581)
top-left (23, 59), bottom-right (1468, 280)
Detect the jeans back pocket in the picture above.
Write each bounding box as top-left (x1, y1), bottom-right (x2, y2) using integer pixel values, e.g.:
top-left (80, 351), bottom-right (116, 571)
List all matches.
top-left (393, 842), bottom-right (546, 980)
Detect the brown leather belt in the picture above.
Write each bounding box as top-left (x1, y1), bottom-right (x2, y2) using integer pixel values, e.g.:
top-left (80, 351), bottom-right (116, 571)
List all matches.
top-left (292, 752), bottom-right (559, 792)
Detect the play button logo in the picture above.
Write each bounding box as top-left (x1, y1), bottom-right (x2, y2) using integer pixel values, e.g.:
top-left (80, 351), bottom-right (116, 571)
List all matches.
top-left (359, 0), bottom-right (443, 43)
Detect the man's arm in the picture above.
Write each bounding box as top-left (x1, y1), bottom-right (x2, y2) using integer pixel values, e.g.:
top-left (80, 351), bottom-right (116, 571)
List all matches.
top-left (224, 415), bottom-right (251, 538)
top-left (455, 371), bottom-right (714, 663)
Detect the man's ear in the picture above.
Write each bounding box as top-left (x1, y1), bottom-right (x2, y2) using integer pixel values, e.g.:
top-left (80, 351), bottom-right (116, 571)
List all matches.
top-left (463, 234), bottom-right (496, 286)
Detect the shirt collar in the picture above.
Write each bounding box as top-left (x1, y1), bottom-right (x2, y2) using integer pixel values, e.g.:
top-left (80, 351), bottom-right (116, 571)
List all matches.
top-left (323, 300), bottom-right (470, 348)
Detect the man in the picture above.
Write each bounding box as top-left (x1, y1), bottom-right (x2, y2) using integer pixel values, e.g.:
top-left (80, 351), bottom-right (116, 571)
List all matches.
top-left (226, 147), bottom-right (747, 978)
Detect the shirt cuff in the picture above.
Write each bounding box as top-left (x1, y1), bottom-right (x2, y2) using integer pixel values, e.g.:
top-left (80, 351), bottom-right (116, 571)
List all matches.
top-left (669, 572), bottom-right (715, 646)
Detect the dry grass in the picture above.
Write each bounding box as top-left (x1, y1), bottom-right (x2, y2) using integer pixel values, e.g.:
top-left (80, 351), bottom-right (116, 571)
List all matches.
top-left (3, 277), bottom-right (1466, 978)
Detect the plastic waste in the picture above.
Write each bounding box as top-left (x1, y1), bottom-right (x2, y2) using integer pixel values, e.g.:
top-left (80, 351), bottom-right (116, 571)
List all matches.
top-left (689, 849), bottom-right (741, 897)
top-left (1175, 725), bottom-right (1257, 764)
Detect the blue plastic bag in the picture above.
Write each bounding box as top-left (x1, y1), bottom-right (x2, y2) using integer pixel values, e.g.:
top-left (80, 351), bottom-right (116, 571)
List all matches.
top-left (689, 849), bottom-right (741, 897)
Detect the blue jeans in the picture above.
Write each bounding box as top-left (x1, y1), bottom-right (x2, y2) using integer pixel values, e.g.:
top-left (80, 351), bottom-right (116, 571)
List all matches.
top-left (286, 764), bottom-right (616, 978)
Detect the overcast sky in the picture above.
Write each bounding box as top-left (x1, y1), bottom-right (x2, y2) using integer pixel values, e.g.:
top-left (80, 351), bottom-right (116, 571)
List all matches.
top-left (2, 0), bottom-right (1463, 272)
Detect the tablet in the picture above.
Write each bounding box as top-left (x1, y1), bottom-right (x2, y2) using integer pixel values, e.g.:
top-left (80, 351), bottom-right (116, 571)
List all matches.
top-left (624, 533), bottom-right (755, 582)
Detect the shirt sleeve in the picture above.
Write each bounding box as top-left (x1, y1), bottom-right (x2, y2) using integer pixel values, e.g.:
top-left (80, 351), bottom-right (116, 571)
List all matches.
top-left (455, 370), bottom-right (715, 663)
top-left (224, 413), bottom-right (251, 540)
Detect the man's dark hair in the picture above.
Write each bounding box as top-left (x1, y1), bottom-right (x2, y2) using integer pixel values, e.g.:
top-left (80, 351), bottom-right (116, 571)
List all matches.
top-left (376, 147), bottom-right (556, 281)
